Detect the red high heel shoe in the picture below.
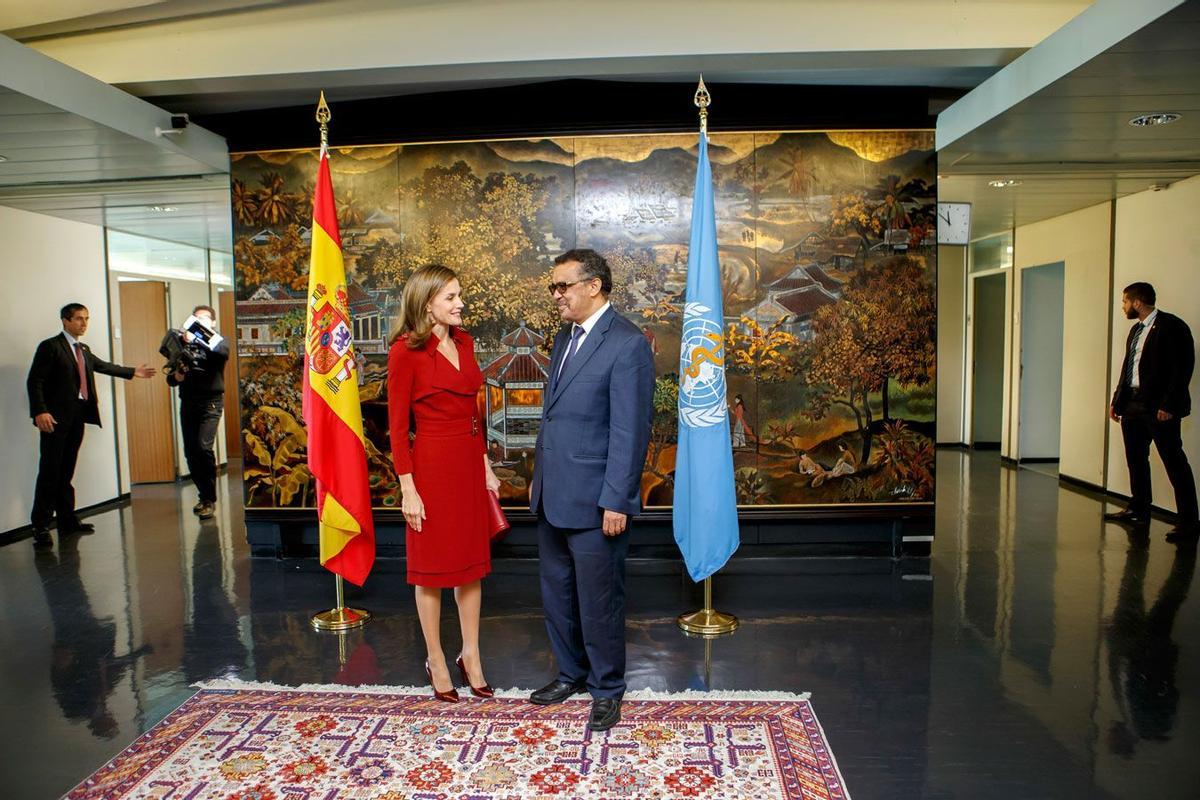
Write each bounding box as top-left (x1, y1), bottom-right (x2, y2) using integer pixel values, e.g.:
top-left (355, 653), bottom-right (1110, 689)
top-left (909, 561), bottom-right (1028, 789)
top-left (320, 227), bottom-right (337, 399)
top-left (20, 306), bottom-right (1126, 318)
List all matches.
top-left (456, 654), bottom-right (495, 698)
top-left (425, 660), bottom-right (459, 703)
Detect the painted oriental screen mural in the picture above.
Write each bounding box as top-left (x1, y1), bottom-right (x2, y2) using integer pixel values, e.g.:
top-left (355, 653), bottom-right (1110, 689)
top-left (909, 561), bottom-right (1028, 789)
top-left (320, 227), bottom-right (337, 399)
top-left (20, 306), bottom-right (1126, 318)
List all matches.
top-left (233, 130), bottom-right (936, 512)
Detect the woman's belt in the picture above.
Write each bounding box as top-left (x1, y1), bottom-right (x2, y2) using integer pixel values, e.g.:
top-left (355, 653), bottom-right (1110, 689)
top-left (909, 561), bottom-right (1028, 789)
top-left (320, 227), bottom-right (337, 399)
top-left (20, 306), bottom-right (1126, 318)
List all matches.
top-left (414, 417), bottom-right (481, 437)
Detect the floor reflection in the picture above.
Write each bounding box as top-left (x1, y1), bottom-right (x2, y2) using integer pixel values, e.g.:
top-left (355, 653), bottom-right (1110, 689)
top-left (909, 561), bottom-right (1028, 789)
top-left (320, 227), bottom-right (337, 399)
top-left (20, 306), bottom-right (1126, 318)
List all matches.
top-left (1106, 535), bottom-right (1195, 755)
top-left (33, 535), bottom-right (151, 741)
top-left (1, 452), bottom-right (1198, 799)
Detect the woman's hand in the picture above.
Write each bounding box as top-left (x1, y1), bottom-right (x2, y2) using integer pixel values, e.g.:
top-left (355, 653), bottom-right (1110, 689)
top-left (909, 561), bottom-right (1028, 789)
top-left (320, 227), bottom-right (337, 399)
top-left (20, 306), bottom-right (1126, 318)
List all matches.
top-left (402, 489), bottom-right (426, 532)
top-left (483, 453), bottom-right (501, 496)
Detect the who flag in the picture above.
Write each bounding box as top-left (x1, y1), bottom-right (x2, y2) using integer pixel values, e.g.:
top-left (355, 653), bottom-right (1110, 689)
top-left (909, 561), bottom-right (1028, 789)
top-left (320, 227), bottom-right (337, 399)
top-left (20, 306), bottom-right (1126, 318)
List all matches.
top-left (672, 132), bottom-right (740, 582)
top-left (301, 149), bottom-right (376, 586)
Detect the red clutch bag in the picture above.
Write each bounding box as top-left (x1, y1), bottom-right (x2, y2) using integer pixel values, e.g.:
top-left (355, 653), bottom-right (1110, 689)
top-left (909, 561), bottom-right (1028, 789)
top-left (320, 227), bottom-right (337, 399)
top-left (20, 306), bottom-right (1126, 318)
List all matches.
top-left (487, 490), bottom-right (510, 541)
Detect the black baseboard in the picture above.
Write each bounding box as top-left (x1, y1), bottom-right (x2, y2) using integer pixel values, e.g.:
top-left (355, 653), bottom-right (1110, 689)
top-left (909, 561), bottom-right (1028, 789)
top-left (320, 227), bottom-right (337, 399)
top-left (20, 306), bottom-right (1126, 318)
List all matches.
top-left (1057, 473), bottom-right (1182, 521)
top-left (972, 442), bottom-right (1001, 451)
top-left (0, 493), bottom-right (131, 544)
top-left (244, 505), bottom-right (935, 562)
top-left (936, 442), bottom-right (968, 450)
top-left (1019, 457), bottom-right (1060, 464)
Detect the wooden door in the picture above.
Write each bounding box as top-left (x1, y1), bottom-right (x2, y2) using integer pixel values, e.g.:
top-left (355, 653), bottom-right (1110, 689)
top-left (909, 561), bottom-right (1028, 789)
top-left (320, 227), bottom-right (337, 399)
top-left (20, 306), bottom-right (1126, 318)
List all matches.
top-left (119, 280), bottom-right (176, 482)
top-left (218, 290), bottom-right (241, 458)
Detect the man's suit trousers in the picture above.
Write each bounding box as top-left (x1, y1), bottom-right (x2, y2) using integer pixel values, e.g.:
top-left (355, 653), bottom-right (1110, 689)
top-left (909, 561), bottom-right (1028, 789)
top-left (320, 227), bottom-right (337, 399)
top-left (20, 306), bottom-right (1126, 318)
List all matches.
top-left (31, 409), bottom-right (86, 529)
top-left (537, 513), bottom-right (629, 700)
top-left (1121, 400), bottom-right (1198, 523)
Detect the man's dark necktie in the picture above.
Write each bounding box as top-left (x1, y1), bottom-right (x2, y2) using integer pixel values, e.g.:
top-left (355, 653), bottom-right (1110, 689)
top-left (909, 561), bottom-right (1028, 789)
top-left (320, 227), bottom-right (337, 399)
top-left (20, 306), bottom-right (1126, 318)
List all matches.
top-left (554, 325), bottom-right (585, 390)
top-left (1123, 322), bottom-right (1145, 388)
top-left (74, 343), bottom-right (89, 401)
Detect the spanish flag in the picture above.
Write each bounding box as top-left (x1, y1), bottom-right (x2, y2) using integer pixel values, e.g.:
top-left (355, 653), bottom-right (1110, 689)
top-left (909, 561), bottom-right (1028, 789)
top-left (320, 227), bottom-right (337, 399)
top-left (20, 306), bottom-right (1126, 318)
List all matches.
top-left (301, 148), bottom-right (375, 586)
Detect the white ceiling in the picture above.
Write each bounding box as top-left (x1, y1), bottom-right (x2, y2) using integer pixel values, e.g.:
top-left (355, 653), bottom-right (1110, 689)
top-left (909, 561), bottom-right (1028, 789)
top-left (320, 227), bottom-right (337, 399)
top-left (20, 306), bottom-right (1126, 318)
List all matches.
top-left (0, 32), bottom-right (231, 250)
top-left (938, 0), bottom-right (1200, 238)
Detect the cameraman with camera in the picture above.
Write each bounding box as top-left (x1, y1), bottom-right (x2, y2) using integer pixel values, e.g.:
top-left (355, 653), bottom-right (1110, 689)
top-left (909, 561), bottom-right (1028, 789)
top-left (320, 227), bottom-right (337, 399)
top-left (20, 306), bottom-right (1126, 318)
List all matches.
top-left (165, 305), bottom-right (229, 520)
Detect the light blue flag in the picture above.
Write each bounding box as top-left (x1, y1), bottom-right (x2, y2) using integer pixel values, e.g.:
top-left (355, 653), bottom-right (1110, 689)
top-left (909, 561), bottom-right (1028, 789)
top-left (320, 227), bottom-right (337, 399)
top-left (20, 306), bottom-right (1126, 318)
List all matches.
top-left (673, 132), bottom-right (740, 582)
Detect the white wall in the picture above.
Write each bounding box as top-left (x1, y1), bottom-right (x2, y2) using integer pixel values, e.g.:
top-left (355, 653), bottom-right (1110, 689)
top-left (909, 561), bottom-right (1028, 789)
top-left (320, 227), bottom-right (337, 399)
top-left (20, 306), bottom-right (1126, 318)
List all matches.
top-left (1009, 201), bottom-right (1113, 481)
top-left (0, 206), bottom-right (120, 533)
top-left (1107, 175), bottom-right (1200, 512)
top-left (937, 245), bottom-right (967, 444)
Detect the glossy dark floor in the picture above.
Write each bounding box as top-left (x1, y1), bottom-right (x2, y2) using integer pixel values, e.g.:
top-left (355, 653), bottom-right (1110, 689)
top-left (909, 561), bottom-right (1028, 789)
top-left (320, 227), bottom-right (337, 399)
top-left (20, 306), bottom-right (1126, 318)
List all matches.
top-left (2, 450), bottom-right (1198, 799)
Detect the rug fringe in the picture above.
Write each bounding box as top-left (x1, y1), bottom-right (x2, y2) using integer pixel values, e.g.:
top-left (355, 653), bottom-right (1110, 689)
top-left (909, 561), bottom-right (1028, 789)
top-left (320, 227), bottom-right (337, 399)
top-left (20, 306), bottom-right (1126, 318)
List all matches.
top-left (194, 679), bottom-right (810, 702)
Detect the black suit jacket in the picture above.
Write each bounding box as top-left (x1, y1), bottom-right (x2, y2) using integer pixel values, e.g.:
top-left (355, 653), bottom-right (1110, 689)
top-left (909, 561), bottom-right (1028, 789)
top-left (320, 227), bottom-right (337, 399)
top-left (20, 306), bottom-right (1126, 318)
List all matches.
top-left (27, 333), bottom-right (134, 427)
top-left (1112, 311), bottom-right (1194, 418)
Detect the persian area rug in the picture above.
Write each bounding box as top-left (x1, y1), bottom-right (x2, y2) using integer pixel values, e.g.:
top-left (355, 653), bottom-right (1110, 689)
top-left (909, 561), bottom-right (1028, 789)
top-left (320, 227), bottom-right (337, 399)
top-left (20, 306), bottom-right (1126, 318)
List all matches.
top-left (65, 682), bottom-right (850, 799)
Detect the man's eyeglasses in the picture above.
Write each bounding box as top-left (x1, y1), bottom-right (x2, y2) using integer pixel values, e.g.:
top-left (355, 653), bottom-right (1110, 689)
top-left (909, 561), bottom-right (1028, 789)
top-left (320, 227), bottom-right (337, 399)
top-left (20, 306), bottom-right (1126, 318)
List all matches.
top-left (547, 279), bottom-right (589, 296)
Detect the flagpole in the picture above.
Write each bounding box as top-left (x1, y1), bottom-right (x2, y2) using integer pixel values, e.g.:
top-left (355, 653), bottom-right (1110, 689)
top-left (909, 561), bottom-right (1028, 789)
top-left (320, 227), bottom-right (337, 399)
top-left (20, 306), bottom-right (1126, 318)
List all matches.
top-left (307, 90), bottom-right (370, 633)
top-left (677, 76), bottom-right (738, 638)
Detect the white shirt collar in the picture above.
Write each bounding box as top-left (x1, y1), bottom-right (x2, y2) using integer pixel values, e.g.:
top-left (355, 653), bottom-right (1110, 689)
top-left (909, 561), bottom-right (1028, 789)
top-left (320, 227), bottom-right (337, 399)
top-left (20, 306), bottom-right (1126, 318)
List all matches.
top-left (62, 330), bottom-right (81, 348)
top-left (1140, 308), bottom-right (1158, 329)
top-left (575, 301), bottom-right (611, 336)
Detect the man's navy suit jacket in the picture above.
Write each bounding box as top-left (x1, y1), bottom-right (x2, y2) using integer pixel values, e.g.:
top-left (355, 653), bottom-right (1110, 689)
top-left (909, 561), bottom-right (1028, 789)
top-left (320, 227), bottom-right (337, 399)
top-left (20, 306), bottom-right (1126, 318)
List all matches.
top-left (530, 306), bottom-right (655, 529)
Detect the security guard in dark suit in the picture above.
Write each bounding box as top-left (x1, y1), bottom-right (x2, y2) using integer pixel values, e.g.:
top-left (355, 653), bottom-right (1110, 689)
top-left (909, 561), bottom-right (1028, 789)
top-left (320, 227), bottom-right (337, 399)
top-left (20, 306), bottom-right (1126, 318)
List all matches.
top-left (1106, 282), bottom-right (1197, 540)
top-left (26, 303), bottom-right (155, 547)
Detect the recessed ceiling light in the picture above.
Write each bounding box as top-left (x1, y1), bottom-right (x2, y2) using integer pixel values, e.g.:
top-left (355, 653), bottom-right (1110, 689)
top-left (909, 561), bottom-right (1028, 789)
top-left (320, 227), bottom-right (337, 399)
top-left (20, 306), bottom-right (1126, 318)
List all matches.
top-left (1129, 112), bottom-right (1181, 127)
top-left (147, 205), bottom-right (178, 212)
top-left (988, 178), bottom-right (1022, 188)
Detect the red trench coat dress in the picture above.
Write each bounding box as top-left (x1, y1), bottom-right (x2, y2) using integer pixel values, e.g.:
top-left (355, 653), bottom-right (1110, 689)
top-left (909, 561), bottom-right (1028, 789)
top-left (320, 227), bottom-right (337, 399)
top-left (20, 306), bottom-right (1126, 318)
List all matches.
top-left (387, 328), bottom-right (492, 588)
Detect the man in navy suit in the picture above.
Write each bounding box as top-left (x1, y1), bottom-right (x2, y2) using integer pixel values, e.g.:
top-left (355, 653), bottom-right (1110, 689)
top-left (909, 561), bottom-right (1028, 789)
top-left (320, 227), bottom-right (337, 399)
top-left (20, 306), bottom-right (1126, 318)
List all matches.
top-left (529, 249), bottom-right (655, 731)
top-left (27, 303), bottom-right (155, 548)
top-left (1105, 282), bottom-right (1197, 540)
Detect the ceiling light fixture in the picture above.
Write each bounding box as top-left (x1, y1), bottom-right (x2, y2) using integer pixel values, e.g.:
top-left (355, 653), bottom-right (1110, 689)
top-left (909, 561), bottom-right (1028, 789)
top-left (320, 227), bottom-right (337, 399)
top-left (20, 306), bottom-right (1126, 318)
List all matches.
top-left (1129, 112), bottom-right (1181, 127)
top-left (988, 178), bottom-right (1022, 188)
top-left (0, 155), bottom-right (8, 162)
top-left (147, 205), bottom-right (178, 213)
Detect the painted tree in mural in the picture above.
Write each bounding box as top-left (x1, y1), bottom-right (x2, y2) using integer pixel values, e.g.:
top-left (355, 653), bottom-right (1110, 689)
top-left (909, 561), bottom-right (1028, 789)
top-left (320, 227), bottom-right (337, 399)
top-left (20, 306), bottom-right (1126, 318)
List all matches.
top-left (607, 245), bottom-right (664, 316)
top-left (803, 256), bottom-right (934, 464)
top-left (354, 162), bottom-right (560, 344)
top-left (725, 318), bottom-right (802, 382)
top-left (234, 225), bottom-right (309, 292)
top-left (255, 172), bottom-right (296, 225)
top-left (231, 179), bottom-right (258, 226)
top-left (828, 191), bottom-right (883, 261)
top-left (859, 257), bottom-right (936, 421)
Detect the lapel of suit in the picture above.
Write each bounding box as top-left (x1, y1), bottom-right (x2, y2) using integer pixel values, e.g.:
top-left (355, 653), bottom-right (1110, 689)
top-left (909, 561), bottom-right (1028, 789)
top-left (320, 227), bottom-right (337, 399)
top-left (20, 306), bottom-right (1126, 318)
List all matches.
top-left (58, 333), bottom-right (84, 392)
top-left (546, 326), bottom-right (571, 391)
top-left (546, 307), bottom-right (614, 409)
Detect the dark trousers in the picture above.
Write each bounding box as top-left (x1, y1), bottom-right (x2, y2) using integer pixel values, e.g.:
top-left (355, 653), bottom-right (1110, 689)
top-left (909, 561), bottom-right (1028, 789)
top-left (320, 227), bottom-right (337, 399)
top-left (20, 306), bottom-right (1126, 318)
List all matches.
top-left (537, 513), bottom-right (630, 700)
top-left (1120, 400), bottom-right (1199, 522)
top-left (180, 394), bottom-right (224, 503)
top-left (31, 410), bottom-right (85, 529)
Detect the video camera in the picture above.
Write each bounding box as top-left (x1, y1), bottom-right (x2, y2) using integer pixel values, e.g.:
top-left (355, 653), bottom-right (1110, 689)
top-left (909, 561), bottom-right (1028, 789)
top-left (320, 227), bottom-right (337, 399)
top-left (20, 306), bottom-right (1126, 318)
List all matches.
top-left (159, 314), bottom-right (224, 375)
top-left (159, 329), bottom-right (205, 375)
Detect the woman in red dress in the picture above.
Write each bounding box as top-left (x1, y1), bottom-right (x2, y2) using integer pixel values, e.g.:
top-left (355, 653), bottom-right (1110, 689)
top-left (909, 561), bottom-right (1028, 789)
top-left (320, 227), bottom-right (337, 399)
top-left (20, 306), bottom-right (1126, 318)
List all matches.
top-left (388, 264), bottom-right (501, 702)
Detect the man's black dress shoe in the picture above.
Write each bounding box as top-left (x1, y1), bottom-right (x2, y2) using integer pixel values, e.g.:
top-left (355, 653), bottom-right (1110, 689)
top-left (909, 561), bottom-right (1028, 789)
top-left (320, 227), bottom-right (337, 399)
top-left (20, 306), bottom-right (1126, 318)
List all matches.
top-left (1166, 522), bottom-right (1200, 544)
top-left (529, 680), bottom-right (587, 706)
top-left (31, 528), bottom-right (52, 549)
top-left (587, 698), bottom-right (621, 732)
top-left (1104, 509), bottom-right (1149, 524)
top-left (61, 521), bottom-right (95, 534)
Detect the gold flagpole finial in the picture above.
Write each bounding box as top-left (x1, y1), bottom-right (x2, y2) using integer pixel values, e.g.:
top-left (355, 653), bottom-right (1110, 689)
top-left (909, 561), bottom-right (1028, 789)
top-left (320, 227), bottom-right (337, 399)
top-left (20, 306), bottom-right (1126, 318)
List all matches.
top-left (694, 75), bottom-right (710, 135)
top-left (316, 91), bottom-right (331, 151)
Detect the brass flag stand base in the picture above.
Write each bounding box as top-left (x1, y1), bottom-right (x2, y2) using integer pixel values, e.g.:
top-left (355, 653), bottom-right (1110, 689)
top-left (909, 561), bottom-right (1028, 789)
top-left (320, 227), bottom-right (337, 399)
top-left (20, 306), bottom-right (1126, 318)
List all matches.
top-left (677, 576), bottom-right (738, 637)
top-left (312, 575), bottom-right (371, 632)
